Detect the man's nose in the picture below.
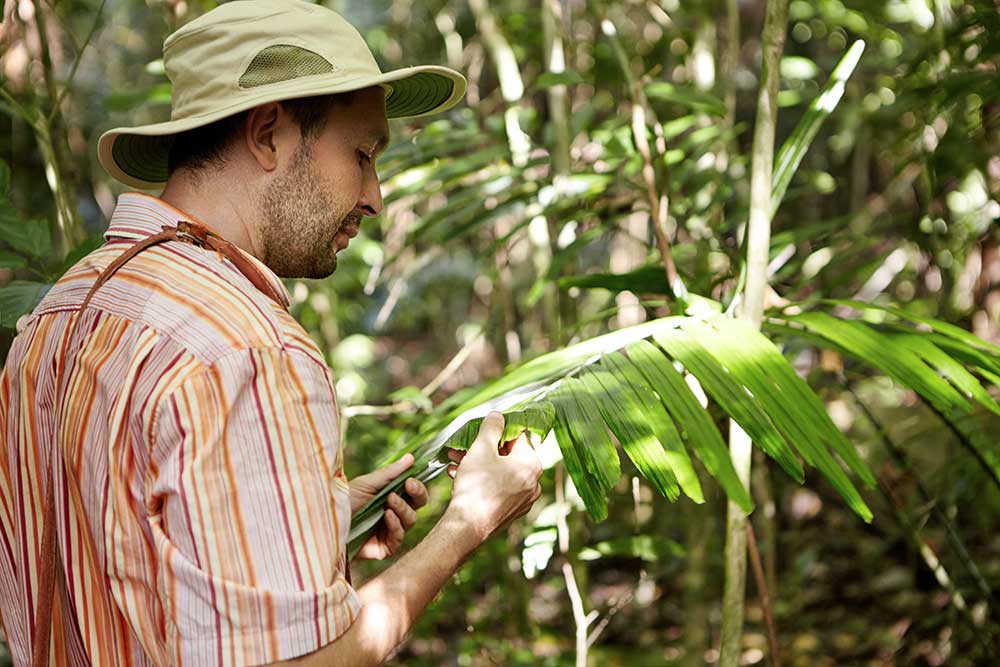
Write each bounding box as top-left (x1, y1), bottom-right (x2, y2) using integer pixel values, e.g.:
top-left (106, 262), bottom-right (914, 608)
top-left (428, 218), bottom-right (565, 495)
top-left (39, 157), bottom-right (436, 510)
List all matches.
top-left (358, 170), bottom-right (383, 218)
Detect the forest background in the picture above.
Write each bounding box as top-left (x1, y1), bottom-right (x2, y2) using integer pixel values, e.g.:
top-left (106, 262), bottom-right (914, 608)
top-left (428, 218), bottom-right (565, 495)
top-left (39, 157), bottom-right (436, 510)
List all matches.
top-left (1, 0), bottom-right (998, 665)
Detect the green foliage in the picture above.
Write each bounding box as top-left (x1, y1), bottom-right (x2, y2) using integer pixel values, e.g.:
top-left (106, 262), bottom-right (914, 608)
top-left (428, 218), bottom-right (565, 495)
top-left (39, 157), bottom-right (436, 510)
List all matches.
top-left (2, 0), bottom-right (999, 661)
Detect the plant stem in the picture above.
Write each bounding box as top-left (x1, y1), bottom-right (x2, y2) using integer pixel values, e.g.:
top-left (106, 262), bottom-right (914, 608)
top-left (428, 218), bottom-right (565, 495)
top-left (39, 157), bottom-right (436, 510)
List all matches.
top-left (542, 0), bottom-right (574, 345)
top-left (468, 0), bottom-right (530, 167)
top-left (746, 523), bottom-right (780, 667)
top-left (29, 0), bottom-right (84, 256)
top-left (720, 0), bottom-right (789, 665)
top-left (601, 15), bottom-right (684, 301)
top-left (556, 466), bottom-right (595, 667)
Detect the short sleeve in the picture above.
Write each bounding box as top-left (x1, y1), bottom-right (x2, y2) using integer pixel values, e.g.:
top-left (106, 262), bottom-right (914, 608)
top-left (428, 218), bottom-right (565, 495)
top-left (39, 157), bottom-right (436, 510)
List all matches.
top-left (148, 346), bottom-right (360, 666)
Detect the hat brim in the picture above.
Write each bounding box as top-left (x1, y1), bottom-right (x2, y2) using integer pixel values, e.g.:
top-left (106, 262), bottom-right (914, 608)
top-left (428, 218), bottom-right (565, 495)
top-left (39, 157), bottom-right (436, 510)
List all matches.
top-left (98, 65), bottom-right (466, 190)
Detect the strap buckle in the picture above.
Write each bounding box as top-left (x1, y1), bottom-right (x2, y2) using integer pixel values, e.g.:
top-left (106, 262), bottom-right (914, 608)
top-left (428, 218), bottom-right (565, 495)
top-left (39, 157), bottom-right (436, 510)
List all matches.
top-left (172, 220), bottom-right (213, 248)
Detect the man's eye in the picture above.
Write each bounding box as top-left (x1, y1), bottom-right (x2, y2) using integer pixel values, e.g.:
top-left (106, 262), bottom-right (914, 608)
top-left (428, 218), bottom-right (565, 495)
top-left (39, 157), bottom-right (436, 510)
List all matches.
top-left (357, 150), bottom-right (371, 166)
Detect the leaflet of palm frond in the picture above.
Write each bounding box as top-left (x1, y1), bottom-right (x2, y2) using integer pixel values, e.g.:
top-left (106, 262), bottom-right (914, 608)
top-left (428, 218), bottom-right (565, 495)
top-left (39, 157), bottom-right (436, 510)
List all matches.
top-left (925, 335), bottom-right (1000, 388)
top-left (435, 317), bottom-right (688, 420)
top-left (551, 378), bottom-right (620, 491)
top-left (896, 335), bottom-right (1000, 416)
top-left (788, 312), bottom-right (1000, 489)
top-left (602, 351), bottom-right (704, 503)
top-left (558, 265), bottom-right (670, 295)
top-left (790, 313), bottom-right (973, 414)
top-left (770, 41), bottom-right (865, 221)
top-left (403, 175), bottom-right (519, 237)
top-left (681, 317), bottom-right (874, 520)
top-left (714, 317), bottom-right (874, 482)
top-left (388, 144), bottom-right (509, 200)
top-left (578, 364), bottom-right (681, 502)
top-left (442, 401), bottom-right (556, 452)
top-left (651, 327), bottom-right (806, 483)
top-left (644, 82), bottom-right (728, 117)
top-left (626, 339), bottom-right (754, 513)
top-left (380, 131), bottom-right (489, 182)
top-left (824, 299), bottom-right (1000, 357)
top-left (550, 383), bottom-right (612, 520)
top-left (427, 182), bottom-right (539, 246)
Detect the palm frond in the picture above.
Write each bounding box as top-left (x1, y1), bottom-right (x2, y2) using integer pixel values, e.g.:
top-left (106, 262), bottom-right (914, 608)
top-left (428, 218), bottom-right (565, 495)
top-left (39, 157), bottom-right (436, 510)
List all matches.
top-left (351, 303), bottom-right (993, 549)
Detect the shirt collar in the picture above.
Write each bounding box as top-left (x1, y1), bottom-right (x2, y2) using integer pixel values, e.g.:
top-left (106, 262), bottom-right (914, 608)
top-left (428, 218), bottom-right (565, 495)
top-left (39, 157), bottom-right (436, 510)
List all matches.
top-left (105, 192), bottom-right (291, 309)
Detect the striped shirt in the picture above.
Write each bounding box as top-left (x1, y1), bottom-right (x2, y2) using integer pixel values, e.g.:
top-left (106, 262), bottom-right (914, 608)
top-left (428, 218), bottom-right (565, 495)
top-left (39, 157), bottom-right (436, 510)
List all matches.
top-left (0, 193), bottom-right (360, 665)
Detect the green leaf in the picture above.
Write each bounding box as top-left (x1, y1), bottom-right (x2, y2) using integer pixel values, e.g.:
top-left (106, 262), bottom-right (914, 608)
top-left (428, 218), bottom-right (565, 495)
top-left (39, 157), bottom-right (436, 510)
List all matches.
top-left (103, 82), bottom-right (172, 112)
top-left (771, 41), bottom-right (865, 220)
top-left (435, 316), bottom-right (687, 420)
top-left (897, 335), bottom-right (1000, 416)
top-left (558, 265), bottom-right (670, 295)
top-left (0, 208), bottom-right (52, 261)
top-left (0, 280), bottom-right (51, 328)
top-left (0, 249), bottom-right (27, 269)
top-left (823, 299), bottom-right (1000, 357)
top-left (558, 379), bottom-right (621, 490)
top-left (681, 317), bottom-right (873, 520)
top-left (550, 387), bottom-right (610, 520)
top-left (579, 363), bottom-right (681, 502)
top-left (536, 71), bottom-right (584, 89)
top-left (442, 402), bottom-right (556, 451)
top-left (645, 82), bottom-right (726, 117)
top-left (626, 339), bottom-right (753, 513)
top-left (603, 351), bottom-right (704, 503)
top-left (652, 326), bottom-right (806, 484)
top-left (790, 312), bottom-right (971, 415)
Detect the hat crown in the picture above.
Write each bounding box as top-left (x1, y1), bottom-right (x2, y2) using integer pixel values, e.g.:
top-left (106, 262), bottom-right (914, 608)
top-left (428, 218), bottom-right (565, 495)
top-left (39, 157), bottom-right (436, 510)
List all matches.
top-left (162, 0), bottom-right (382, 120)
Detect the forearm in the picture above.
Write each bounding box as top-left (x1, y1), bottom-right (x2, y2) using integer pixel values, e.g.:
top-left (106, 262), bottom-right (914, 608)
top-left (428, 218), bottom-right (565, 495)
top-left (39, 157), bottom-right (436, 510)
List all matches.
top-left (273, 509), bottom-right (484, 667)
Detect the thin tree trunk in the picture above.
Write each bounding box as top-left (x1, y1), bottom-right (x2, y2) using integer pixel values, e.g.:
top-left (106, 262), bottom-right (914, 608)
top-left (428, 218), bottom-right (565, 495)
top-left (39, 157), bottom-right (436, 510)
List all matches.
top-left (541, 0), bottom-right (574, 345)
top-left (468, 0), bottom-right (530, 167)
top-left (719, 1), bottom-right (789, 666)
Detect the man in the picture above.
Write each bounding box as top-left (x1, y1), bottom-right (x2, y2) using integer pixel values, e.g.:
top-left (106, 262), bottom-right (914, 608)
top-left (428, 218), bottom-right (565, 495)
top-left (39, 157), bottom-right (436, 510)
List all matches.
top-left (0, 1), bottom-right (543, 665)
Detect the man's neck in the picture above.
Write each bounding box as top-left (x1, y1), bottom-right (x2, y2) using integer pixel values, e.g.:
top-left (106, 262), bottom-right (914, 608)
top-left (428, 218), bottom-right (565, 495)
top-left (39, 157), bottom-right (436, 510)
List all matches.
top-left (159, 171), bottom-right (263, 259)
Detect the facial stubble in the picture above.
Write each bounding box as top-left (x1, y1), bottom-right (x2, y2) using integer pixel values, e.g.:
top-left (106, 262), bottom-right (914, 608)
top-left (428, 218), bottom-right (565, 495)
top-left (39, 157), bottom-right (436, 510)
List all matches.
top-left (259, 141), bottom-right (357, 279)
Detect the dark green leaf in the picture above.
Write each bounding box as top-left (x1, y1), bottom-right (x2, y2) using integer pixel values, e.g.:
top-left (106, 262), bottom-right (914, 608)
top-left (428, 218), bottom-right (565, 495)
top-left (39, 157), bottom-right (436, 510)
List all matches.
top-left (0, 209), bottom-right (52, 261)
top-left (535, 71), bottom-right (584, 88)
top-left (579, 363), bottom-right (681, 502)
top-left (626, 339), bottom-right (753, 513)
top-left (652, 327), bottom-right (806, 483)
top-left (0, 280), bottom-right (51, 328)
top-left (645, 82), bottom-right (726, 117)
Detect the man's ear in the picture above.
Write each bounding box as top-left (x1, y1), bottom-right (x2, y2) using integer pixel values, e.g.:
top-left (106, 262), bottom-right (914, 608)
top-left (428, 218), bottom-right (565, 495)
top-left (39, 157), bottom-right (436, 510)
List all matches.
top-left (244, 102), bottom-right (287, 173)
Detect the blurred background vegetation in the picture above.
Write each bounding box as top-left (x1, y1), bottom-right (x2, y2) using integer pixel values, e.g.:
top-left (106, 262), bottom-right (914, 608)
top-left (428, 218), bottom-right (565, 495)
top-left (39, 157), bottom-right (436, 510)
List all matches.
top-left (1, 0), bottom-right (998, 665)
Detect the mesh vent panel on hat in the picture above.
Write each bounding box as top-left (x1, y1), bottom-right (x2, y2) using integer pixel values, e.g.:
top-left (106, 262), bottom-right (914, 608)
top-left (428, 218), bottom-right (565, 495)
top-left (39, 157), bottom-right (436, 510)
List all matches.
top-left (238, 45), bottom-right (336, 88)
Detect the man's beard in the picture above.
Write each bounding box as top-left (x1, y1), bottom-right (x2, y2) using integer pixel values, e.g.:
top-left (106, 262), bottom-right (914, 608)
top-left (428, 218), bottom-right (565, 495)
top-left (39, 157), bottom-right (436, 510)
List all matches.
top-left (259, 142), bottom-right (356, 279)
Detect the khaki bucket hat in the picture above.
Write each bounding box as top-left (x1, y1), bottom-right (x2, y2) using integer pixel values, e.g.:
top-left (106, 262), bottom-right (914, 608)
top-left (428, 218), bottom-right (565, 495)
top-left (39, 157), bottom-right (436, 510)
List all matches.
top-left (98, 0), bottom-right (467, 189)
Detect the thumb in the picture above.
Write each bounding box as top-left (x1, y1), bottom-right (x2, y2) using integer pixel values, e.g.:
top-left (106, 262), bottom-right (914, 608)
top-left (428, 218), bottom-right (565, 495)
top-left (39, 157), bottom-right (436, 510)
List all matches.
top-left (470, 412), bottom-right (505, 458)
top-left (370, 453), bottom-right (415, 486)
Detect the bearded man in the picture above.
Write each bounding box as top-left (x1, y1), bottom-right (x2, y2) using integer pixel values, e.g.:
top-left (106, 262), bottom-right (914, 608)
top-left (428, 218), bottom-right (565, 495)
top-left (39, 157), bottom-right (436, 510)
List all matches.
top-left (0, 1), bottom-right (542, 665)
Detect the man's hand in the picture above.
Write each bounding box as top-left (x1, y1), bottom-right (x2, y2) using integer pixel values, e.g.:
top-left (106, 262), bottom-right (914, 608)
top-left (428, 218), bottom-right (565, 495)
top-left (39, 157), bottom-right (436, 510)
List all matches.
top-left (446, 412), bottom-right (543, 541)
top-left (349, 454), bottom-right (429, 560)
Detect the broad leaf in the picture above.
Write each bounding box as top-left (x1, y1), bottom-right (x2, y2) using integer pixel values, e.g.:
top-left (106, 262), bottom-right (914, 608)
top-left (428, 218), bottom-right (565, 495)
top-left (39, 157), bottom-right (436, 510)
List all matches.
top-left (0, 280), bottom-right (51, 328)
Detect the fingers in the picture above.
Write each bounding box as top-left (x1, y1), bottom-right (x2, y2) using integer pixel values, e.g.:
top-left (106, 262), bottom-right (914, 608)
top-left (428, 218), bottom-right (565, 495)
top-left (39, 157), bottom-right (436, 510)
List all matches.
top-left (387, 492), bottom-right (417, 530)
top-left (403, 477), bottom-right (428, 509)
top-left (381, 508), bottom-right (404, 556)
top-left (470, 411), bottom-right (505, 457)
top-left (498, 430), bottom-right (529, 456)
top-left (447, 449), bottom-right (466, 464)
top-left (379, 453), bottom-right (414, 481)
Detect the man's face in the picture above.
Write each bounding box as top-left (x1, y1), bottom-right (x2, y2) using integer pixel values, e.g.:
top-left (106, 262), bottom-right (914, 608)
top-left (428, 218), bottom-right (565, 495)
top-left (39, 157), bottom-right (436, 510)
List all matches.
top-left (259, 87), bottom-right (389, 278)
